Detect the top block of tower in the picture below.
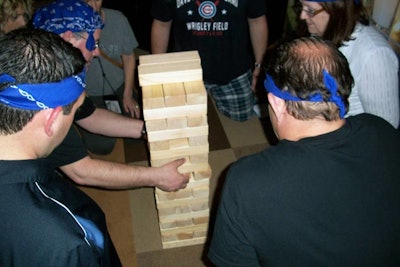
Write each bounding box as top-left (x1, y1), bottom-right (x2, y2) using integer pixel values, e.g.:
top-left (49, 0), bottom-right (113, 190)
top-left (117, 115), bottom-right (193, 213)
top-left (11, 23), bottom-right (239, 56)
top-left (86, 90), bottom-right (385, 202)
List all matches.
top-left (138, 51), bottom-right (203, 86)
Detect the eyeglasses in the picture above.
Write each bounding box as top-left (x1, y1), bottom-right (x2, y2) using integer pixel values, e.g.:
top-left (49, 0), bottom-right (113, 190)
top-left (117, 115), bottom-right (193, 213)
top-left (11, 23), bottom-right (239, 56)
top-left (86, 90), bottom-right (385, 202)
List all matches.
top-left (74, 32), bottom-right (100, 51)
top-left (292, 3), bottom-right (325, 18)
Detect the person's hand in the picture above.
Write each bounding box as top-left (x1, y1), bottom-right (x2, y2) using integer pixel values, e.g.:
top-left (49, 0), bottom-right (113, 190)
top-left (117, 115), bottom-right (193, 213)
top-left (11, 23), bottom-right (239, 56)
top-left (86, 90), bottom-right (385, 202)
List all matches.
top-left (123, 96), bottom-right (141, 118)
top-left (155, 158), bottom-right (190, 192)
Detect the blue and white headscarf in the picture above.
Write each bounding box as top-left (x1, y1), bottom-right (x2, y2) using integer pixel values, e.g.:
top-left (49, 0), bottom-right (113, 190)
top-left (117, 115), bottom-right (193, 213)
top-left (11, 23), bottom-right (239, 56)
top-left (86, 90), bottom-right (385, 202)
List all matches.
top-left (33, 0), bottom-right (104, 51)
top-left (264, 70), bottom-right (346, 118)
top-left (0, 70), bottom-right (86, 110)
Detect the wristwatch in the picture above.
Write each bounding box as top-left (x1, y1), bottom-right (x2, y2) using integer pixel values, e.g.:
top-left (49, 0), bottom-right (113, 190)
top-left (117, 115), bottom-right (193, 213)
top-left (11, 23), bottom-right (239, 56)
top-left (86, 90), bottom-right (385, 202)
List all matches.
top-left (254, 62), bottom-right (262, 68)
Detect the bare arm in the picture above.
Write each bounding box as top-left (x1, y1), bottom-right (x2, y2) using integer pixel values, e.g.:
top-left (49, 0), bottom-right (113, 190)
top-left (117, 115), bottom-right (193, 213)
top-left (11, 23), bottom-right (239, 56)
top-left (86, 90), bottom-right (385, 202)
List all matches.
top-left (121, 52), bottom-right (141, 118)
top-left (60, 156), bottom-right (190, 192)
top-left (151, 19), bottom-right (172, 54)
top-left (248, 15), bottom-right (268, 91)
top-left (75, 107), bottom-right (144, 138)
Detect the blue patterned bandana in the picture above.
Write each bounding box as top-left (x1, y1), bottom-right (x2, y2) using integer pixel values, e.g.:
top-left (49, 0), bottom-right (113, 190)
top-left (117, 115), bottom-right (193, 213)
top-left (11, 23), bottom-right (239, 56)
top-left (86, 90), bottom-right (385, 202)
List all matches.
top-left (33, 0), bottom-right (104, 51)
top-left (264, 70), bottom-right (346, 119)
top-left (0, 70), bottom-right (85, 110)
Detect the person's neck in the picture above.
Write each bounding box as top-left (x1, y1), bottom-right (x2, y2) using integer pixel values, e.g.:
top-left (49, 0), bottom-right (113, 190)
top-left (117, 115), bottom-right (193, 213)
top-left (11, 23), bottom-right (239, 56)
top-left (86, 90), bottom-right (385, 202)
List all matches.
top-left (0, 135), bottom-right (38, 160)
top-left (281, 117), bottom-right (345, 141)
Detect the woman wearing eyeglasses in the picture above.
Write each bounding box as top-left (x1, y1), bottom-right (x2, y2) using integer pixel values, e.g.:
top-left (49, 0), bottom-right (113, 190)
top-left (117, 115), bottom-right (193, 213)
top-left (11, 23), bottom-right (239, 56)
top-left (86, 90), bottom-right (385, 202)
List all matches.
top-left (294, 0), bottom-right (399, 129)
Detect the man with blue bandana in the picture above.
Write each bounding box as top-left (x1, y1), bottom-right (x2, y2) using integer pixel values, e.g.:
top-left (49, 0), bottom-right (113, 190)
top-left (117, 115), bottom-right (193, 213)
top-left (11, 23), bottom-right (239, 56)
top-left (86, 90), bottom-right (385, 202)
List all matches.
top-left (208, 36), bottom-right (400, 266)
top-left (31, 0), bottom-right (190, 193)
top-left (0, 28), bottom-right (122, 266)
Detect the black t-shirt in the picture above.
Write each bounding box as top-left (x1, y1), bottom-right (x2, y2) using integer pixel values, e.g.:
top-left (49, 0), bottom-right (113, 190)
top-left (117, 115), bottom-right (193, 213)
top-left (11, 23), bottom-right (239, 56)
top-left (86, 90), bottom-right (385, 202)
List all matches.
top-left (208, 114), bottom-right (400, 266)
top-left (45, 96), bottom-right (96, 168)
top-left (0, 159), bottom-right (122, 266)
top-left (151, 0), bottom-right (266, 84)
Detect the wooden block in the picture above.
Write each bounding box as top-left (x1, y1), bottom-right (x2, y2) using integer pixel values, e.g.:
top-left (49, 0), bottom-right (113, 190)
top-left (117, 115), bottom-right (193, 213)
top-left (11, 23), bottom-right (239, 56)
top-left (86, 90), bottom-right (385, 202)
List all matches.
top-left (193, 216), bottom-right (209, 225)
top-left (162, 236), bottom-right (207, 249)
top-left (192, 186), bottom-right (210, 198)
top-left (143, 103), bottom-right (207, 121)
top-left (147, 125), bottom-right (208, 142)
top-left (157, 209), bottom-right (210, 222)
top-left (142, 84), bottom-right (165, 109)
top-left (177, 162), bottom-right (210, 174)
top-left (148, 140), bottom-right (170, 151)
top-left (139, 50), bottom-right (200, 66)
top-left (163, 83), bottom-right (186, 107)
top-left (191, 202), bottom-right (209, 212)
top-left (145, 119), bottom-right (167, 132)
top-left (156, 196), bottom-right (209, 209)
top-left (143, 104), bottom-right (207, 121)
top-left (187, 115), bottom-right (207, 127)
top-left (150, 144), bottom-right (209, 160)
top-left (167, 117), bottom-right (188, 129)
top-left (138, 60), bottom-right (202, 86)
top-left (184, 81), bottom-right (207, 105)
top-left (189, 153), bottom-right (209, 164)
top-left (169, 138), bottom-right (189, 149)
top-left (150, 156), bottom-right (190, 168)
top-left (193, 166), bottom-right (212, 181)
top-left (188, 135), bottom-right (208, 146)
top-left (157, 205), bottom-right (191, 217)
top-left (155, 188), bottom-right (194, 202)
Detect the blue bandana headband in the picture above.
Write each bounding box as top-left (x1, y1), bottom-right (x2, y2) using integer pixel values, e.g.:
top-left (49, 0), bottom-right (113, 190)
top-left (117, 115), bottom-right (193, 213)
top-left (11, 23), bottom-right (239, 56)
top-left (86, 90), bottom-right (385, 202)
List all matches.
top-left (264, 70), bottom-right (346, 118)
top-left (0, 70), bottom-right (85, 110)
top-left (33, 0), bottom-right (104, 51)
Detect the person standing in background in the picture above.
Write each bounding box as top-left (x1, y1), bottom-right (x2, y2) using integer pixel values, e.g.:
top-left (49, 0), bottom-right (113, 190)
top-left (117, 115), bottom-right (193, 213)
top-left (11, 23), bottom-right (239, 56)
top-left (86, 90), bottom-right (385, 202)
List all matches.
top-left (151, 0), bottom-right (269, 122)
top-left (82, 0), bottom-right (140, 118)
top-left (294, 0), bottom-right (399, 128)
top-left (78, 0), bottom-right (142, 154)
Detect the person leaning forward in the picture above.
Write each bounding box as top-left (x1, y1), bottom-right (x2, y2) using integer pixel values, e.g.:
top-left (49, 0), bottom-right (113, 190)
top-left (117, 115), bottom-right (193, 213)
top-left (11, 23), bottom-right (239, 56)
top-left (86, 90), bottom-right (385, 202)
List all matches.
top-left (208, 36), bottom-right (400, 266)
top-left (0, 28), bottom-right (122, 266)
top-left (31, 0), bottom-right (190, 191)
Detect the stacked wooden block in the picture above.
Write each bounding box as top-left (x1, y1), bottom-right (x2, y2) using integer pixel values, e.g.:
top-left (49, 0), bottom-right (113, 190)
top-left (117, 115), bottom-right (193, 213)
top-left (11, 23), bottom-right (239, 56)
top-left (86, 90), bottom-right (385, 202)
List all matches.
top-left (138, 51), bottom-right (211, 249)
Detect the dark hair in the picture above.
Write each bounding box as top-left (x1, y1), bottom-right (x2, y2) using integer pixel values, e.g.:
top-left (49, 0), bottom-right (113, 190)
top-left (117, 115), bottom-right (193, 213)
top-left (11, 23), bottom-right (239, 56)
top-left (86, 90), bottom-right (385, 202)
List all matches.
top-left (296, 0), bottom-right (369, 47)
top-left (265, 36), bottom-right (354, 120)
top-left (0, 28), bottom-right (85, 135)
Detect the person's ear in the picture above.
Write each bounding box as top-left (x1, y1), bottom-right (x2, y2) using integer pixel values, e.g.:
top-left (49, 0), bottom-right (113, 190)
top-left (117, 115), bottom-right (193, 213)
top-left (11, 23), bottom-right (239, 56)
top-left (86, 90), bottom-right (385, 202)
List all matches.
top-left (60, 30), bottom-right (74, 42)
top-left (44, 106), bottom-right (63, 137)
top-left (267, 93), bottom-right (286, 121)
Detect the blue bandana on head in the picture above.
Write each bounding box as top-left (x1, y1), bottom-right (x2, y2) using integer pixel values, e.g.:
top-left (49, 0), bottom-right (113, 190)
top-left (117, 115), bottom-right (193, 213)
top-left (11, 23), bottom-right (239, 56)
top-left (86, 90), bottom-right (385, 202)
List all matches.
top-left (32, 0), bottom-right (104, 51)
top-left (0, 70), bottom-right (86, 110)
top-left (264, 70), bottom-right (346, 119)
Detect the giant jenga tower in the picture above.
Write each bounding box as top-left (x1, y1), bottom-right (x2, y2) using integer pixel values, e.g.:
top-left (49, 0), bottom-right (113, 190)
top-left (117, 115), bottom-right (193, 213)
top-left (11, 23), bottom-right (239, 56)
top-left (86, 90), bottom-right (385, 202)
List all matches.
top-left (138, 51), bottom-right (211, 249)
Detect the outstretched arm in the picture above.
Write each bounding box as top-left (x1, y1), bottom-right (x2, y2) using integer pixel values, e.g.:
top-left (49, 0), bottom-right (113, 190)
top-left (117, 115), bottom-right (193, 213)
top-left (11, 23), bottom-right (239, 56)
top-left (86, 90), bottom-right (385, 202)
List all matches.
top-left (75, 107), bottom-right (144, 139)
top-left (60, 156), bottom-right (190, 192)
